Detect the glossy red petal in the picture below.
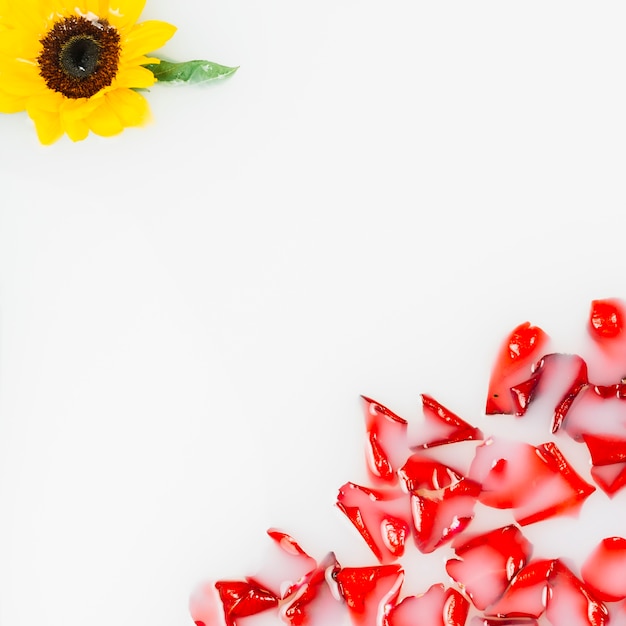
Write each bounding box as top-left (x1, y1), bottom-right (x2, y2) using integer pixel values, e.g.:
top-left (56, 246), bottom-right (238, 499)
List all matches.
top-left (508, 354), bottom-right (589, 431)
top-left (545, 560), bottom-right (609, 626)
top-left (335, 564), bottom-right (404, 626)
top-left (362, 396), bottom-right (409, 484)
top-left (485, 558), bottom-right (554, 619)
top-left (336, 482), bottom-right (411, 563)
top-left (589, 298), bottom-right (625, 340)
top-left (411, 394), bottom-right (483, 449)
top-left (550, 356), bottom-right (589, 433)
top-left (446, 525), bottom-right (533, 610)
top-left (386, 584), bottom-right (469, 626)
top-left (508, 374), bottom-right (541, 417)
top-left (591, 462), bottom-right (626, 496)
top-left (280, 552), bottom-right (344, 625)
top-left (444, 588), bottom-right (470, 626)
top-left (581, 537), bottom-right (626, 602)
top-left (468, 438), bottom-right (595, 525)
top-left (583, 433), bottom-right (626, 466)
top-left (266, 529), bottom-right (312, 558)
top-left (486, 322), bottom-right (549, 415)
top-left (214, 579), bottom-right (279, 626)
top-left (399, 455), bottom-right (480, 553)
top-left (470, 618), bottom-right (539, 626)
top-left (563, 387), bottom-right (626, 443)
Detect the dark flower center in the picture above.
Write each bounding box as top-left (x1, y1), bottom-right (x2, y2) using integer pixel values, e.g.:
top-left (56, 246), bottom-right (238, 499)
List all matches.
top-left (38, 16), bottom-right (121, 99)
top-left (60, 36), bottom-right (100, 78)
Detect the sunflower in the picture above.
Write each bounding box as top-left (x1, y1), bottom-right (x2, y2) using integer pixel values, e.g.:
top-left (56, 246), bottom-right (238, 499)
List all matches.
top-left (0, 0), bottom-right (176, 144)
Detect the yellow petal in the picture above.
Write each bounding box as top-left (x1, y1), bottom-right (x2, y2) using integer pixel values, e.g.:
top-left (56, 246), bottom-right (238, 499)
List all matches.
top-left (104, 87), bottom-right (148, 127)
top-left (60, 95), bottom-right (99, 119)
top-left (113, 64), bottom-right (155, 89)
top-left (28, 89), bottom-right (64, 113)
top-left (0, 89), bottom-right (27, 113)
top-left (82, 0), bottom-right (110, 18)
top-left (0, 27), bottom-right (42, 59)
top-left (62, 114), bottom-right (90, 141)
top-left (0, 59), bottom-right (47, 97)
top-left (106, 0), bottom-right (145, 30)
top-left (121, 20), bottom-right (176, 59)
top-left (9, 0), bottom-right (48, 34)
top-left (86, 99), bottom-right (124, 136)
top-left (27, 107), bottom-right (63, 144)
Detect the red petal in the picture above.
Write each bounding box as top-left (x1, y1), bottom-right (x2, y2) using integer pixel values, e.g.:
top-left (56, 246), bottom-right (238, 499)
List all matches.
top-left (470, 617), bottom-right (539, 626)
top-left (214, 579), bottom-right (278, 626)
top-left (252, 529), bottom-right (317, 599)
top-left (411, 394), bottom-right (483, 449)
top-left (591, 383), bottom-right (626, 398)
top-left (546, 560), bottom-right (609, 626)
top-left (361, 396), bottom-right (409, 483)
top-left (399, 455), bottom-right (480, 553)
top-left (386, 584), bottom-right (469, 626)
top-left (446, 525), bottom-right (533, 610)
top-left (508, 354), bottom-right (588, 431)
top-left (589, 298), bottom-right (625, 340)
top-left (335, 564), bottom-right (404, 626)
top-left (486, 322), bottom-right (549, 415)
top-left (550, 356), bottom-right (589, 432)
top-left (583, 433), bottom-right (626, 466)
top-left (280, 552), bottom-right (344, 625)
top-left (514, 442), bottom-right (595, 525)
top-left (581, 537), bottom-right (626, 602)
top-left (469, 439), bottom-right (534, 509)
top-left (563, 387), bottom-right (626, 442)
top-left (336, 482), bottom-right (411, 562)
top-left (444, 588), bottom-right (471, 626)
top-left (468, 438), bottom-right (595, 525)
top-left (189, 581), bottom-right (228, 626)
top-left (486, 558), bottom-right (554, 619)
top-left (509, 374), bottom-right (541, 417)
top-left (266, 529), bottom-right (312, 558)
top-left (591, 462), bottom-right (626, 496)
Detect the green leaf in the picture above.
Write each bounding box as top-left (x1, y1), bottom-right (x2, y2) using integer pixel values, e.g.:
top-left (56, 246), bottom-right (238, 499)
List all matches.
top-left (144, 59), bottom-right (239, 84)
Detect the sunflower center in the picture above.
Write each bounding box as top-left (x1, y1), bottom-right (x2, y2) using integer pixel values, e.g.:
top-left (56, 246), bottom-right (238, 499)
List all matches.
top-left (38, 16), bottom-right (121, 99)
top-left (60, 35), bottom-right (100, 78)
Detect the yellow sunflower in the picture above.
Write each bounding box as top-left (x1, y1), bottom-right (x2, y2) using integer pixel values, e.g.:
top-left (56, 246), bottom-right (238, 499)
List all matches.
top-left (0, 0), bottom-right (176, 144)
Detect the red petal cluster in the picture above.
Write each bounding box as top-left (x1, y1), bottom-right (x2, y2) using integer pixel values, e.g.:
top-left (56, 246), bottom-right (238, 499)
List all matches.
top-left (190, 298), bottom-right (626, 626)
top-left (486, 298), bottom-right (626, 497)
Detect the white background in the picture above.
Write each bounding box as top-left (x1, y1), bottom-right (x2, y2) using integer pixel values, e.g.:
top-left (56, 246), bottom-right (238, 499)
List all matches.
top-left (2, 1), bottom-right (626, 625)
